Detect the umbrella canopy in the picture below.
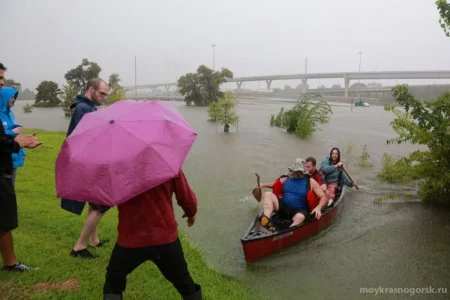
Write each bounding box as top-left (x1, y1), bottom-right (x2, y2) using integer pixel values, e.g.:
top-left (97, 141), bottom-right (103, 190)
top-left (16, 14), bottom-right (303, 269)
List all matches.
top-left (55, 100), bottom-right (197, 207)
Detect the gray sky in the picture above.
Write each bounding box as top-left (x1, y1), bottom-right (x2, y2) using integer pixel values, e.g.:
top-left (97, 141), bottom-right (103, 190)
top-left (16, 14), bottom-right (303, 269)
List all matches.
top-left (1, 0), bottom-right (449, 90)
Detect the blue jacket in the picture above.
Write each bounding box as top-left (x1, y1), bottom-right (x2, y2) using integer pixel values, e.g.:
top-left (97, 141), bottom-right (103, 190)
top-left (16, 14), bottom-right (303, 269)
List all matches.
top-left (320, 157), bottom-right (353, 188)
top-left (0, 87), bottom-right (26, 169)
top-left (61, 95), bottom-right (97, 215)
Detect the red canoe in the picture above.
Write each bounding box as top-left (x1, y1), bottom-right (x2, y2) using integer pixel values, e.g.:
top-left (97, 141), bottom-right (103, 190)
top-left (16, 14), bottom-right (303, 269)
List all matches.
top-left (241, 186), bottom-right (346, 262)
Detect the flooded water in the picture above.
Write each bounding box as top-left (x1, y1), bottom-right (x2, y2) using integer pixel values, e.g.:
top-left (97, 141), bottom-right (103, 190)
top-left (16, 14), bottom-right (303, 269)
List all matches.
top-left (13, 100), bottom-right (450, 300)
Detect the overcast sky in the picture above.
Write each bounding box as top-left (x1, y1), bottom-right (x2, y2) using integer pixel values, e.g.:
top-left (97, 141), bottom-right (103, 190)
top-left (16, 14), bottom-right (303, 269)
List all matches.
top-left (1, 0), bottom-right (449, 90)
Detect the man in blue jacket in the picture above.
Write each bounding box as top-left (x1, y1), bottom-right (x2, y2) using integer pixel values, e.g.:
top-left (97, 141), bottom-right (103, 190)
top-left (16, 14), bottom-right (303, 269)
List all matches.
top-left (0, 87), bottom-right (26, 185)
top-left (61, 78), bottom-right (110, 259)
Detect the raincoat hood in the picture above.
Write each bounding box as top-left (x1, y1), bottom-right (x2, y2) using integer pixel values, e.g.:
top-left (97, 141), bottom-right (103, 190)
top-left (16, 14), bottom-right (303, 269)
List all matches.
top-left (70, 94), bottom-right (94, 110)
top-left (0, 87), bottom-right (19, 113)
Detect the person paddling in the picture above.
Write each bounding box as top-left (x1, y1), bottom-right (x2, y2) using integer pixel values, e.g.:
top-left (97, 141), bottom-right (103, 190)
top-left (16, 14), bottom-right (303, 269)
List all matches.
top-left (320, 147), bottom-right (355, 206)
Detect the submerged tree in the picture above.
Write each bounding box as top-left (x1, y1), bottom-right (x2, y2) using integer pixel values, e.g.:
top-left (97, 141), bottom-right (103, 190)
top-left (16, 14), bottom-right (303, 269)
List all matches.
top-left (207, 101), bottom-right (223, 122)
top-left (379, 85), bottom-right (450, 203)
top-left (178, 65), bottom-right (233, 106)
top-left (211, 91), bottom-right (239, 132)
top-left (60, 82), bottom-right (79, 117)
top-left (65, 58), bottom-right (102, 93)
top-left (271, 94), bottom-right (332, 139)
top-left (34, 81), bottom-right (61, 107)
top-left (376, 3), bottom-right (450, 204)
top-left (177, 72), bottom-right (202, 106)
top-left (23, 103), bottom-right (33, 113)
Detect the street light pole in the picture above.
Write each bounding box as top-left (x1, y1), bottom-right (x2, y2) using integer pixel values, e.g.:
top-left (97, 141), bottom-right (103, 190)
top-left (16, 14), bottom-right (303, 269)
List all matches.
top-left (358, 52), bottom-right (362, 73)
top-left (305, 57), bottom-right (308, 74)
top-left (211, 44), bottom-right (216, 71)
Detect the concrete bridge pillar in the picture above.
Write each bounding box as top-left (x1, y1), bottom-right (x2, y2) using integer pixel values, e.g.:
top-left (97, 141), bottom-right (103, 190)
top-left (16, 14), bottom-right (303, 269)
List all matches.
top-left (301, 78), bottom-right (307, 93)
top-left (236, 82), bottom-right (243, 90)
top-left (266, 80), bottom-right (272, 91)
top-left (344, 75), bottom-right (350, 98)
top-left (165, 85), bottom-right (171, 92)
top-left (151, 87), bottom-right (157, 93)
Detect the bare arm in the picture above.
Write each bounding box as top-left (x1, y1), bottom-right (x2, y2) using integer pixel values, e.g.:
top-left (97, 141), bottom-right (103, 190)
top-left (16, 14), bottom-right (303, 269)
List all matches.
top-left (310, 178), bottom-right (326, 210)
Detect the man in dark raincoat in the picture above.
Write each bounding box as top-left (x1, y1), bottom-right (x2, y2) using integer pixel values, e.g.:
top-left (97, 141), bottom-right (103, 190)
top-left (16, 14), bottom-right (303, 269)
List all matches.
top-left (60, 78), bottom-right (110, 259)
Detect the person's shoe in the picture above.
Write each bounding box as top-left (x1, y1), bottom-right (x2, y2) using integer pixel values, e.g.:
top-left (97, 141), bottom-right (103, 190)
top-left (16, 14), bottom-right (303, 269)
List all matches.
top-left (90, 240), bottom-right (108, 248)
top-left (259, 215), bottom-right (275, 232)
top-left (2, 261), bottom-right (36, 272)
top-left (70, 248), bottom-right (97, 259)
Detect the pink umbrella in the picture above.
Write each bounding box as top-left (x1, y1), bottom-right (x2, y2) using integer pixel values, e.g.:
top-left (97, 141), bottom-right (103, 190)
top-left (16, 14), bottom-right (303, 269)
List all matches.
top-left (55, 100), bottom-right (197, 207)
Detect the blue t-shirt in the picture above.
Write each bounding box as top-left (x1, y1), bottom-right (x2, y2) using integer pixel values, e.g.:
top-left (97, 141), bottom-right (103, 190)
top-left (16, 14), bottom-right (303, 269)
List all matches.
top-left (282, 177), bottom-right (308, 210)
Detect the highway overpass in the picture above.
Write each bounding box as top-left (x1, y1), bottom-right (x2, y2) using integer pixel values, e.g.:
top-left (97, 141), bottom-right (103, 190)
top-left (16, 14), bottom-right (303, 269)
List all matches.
top-left (125, 70), bottom-right (450, 98)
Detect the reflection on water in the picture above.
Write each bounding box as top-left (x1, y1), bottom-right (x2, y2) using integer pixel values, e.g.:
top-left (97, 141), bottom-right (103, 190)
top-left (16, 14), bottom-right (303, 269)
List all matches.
top-left (13, 100), bottom-right (450, 299)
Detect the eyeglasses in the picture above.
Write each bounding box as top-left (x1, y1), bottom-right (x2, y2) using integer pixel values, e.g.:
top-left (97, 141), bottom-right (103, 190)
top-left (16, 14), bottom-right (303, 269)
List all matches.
top-left (95, 89), bottom-right (108, 97)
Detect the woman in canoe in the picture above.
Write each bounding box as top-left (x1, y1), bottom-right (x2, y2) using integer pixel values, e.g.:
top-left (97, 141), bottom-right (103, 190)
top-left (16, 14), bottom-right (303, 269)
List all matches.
top-left (320, 147), bottom-right (355, 206)
top-left (257, 158), bottom-right (328, 232)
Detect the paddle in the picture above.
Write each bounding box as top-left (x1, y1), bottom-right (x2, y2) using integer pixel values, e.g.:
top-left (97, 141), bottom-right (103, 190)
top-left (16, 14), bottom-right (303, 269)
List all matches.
top-left (341, 166), bottom-right (359, 190)
top-left (252, 173), bottom-right (262, 202)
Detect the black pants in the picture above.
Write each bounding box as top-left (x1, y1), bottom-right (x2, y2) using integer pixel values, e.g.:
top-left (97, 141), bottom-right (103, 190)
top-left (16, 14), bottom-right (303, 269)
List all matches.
top-left (0, 175), bottom-right (18, 232)
top-left (103, 237), bottom-right (199, 298)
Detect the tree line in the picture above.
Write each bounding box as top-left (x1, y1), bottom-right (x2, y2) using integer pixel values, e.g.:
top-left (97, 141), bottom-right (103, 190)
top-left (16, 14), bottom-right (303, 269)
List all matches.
top-left (6, 58), bottom-right (127, 116)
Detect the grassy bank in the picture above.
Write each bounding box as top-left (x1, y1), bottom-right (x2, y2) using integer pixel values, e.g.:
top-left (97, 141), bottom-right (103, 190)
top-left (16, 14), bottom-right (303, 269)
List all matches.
top-left (0, 130), bottom-right (260, 300)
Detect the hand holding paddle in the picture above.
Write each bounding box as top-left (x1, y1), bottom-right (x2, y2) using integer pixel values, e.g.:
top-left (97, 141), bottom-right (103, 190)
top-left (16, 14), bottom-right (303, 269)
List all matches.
top-left (252, 173), bottom-right (262, 202)
top-left (341, 166), bottom-right (359, 190)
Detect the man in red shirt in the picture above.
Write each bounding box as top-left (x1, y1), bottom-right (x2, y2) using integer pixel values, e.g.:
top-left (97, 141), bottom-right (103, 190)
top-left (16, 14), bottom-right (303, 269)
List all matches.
top-left (305, 157), bottom-right (330, 204)
top-left (103, 170), bottom-right (202, 300)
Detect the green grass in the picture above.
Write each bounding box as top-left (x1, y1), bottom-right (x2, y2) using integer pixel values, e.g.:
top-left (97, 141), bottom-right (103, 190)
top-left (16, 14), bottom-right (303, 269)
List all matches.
top-left (0, 130), bottom-right (261, 300)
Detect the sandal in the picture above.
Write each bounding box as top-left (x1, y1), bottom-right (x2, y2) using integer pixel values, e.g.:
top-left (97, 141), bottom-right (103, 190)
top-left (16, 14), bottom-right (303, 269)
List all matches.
top-left (259, 215), bottom-right (275, 232)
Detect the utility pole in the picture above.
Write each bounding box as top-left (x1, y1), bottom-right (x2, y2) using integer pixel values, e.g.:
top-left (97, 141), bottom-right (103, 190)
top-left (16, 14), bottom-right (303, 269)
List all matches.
top-left (134, 56), bottom-right (137, 96)
top-left (212, 44), bottom-right (216, 71)
top-left (357, 52), bottom-right (362, 100)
